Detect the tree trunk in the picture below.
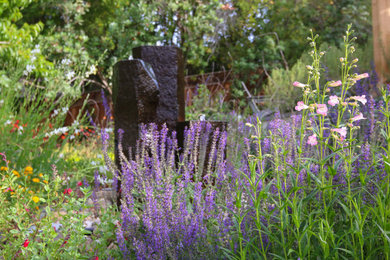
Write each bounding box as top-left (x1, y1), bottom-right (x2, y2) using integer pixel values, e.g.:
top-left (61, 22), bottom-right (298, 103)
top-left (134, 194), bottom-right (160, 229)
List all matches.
top-left (372, 0), bottom-right (390, 82)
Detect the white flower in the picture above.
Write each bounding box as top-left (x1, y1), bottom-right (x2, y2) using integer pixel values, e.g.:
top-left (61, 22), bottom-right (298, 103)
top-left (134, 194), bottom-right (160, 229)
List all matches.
top-left (61, 59), bottom-right (71, 66)
top-left (51, 109), bottom-right (59, 118)
top-left (24, 64), bottom-right (36, 75)
top-left (0, 100), bottom-right (3, 105)
top-left (31, 45), bottom-right (40, 54)
top-left (72, 120), bottom-right (80, 127)
top-left (5, 120), bottom-right (12, 125)
top-left (65, 71), bottom-right (75, 80)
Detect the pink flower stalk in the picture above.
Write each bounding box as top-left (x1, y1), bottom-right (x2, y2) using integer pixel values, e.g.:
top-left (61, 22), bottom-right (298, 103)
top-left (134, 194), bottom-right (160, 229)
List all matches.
top-left (307, 134), bottom-right (318, 146)
top-left (316, 104), bottom-right (328, 116)
top-left (351, 95), bottom-right (367, 105)
top-left (295, 101), bottom-right (309, 111)
top-left (328, 96), bottom-right (339, 106)
top-left (293, 81), bottom-right (307, 88)
top-left (331, 127), bottom-right (347, 138)
top-left (354, 73), bottom-right (369, 81)
top-left (328, 80), bottom-right (342, 87)
top-left (351, 113), bottom-right (366, 122)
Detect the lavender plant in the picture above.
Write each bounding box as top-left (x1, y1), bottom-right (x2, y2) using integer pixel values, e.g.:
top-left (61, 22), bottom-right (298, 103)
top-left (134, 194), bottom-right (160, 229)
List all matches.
top-left (102, 122), bottom-right (235, 259)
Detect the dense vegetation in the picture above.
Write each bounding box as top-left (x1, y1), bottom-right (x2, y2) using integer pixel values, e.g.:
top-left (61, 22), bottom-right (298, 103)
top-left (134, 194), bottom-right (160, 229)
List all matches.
top-left (2, 1), bottom-right (389, 259)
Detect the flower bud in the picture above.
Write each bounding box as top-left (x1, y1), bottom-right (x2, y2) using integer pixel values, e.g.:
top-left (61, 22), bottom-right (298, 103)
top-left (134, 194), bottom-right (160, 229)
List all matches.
top-left (340, 57), bottom-right (345, 63)
top-left (352, 58), bottom-right (358, 63)
top-left (306, 65), bottom-right (313, 70)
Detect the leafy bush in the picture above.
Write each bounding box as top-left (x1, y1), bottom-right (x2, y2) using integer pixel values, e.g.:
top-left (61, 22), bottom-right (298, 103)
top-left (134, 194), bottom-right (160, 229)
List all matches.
top-left (263, 56), bottom-right (308, 112)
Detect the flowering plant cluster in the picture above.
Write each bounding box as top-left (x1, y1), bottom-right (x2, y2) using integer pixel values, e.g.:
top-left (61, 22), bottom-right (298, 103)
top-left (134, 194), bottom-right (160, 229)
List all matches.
top-left (103, 26), bottom-right (390, 259)
top-left (0, 152), bottom-right (94, 258)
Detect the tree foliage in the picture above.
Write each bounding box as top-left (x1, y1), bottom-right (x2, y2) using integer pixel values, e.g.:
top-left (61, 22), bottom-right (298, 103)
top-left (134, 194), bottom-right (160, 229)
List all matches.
top-left (0, 0), bottom-right (372, 95)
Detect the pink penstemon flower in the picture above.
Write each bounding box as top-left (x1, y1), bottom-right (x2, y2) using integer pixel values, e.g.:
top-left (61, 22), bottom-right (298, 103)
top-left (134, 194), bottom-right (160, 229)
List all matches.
top-left (307, 134), bottom-right (318, 146)
top-left (295, 101), bottom-right (309, 111)
top-left (328, 80), bottom-right (342, 87)
top-left (353, 73), bottom-right (369, 81)
top-left (331, 127), bottom-right (347, 138)
top-left (350, 95), bottom-right (367, 105)
top-left (316, 104), bottom-right (328, 116)
top-left (328, 96), bottom-right (339, 106)
top-left (351, 112), bottom-right (366, 122)
top-left (293, 81), bottom-right (307, 88)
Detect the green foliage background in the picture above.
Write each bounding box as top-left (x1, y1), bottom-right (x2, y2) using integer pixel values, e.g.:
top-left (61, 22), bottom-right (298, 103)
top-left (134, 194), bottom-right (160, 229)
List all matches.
top-left (0, 0), bottom-right (372, 108)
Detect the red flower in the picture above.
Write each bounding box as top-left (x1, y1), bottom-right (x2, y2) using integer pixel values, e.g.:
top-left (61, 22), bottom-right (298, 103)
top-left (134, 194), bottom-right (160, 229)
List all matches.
top-left (23, 239), bottom-right (29, 247)
top-left (77, 181), bottom-right (83, 187)
top-left (63, 188), bottom-right (73, 195)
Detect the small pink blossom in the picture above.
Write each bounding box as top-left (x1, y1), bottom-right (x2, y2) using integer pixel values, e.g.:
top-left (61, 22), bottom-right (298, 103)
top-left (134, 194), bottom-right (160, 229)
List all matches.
top-left (295, 101), bottom-right (309, 111)
top-left (307, 134), bottom-right (318, 146)
top-left (331, 127), bottom-right (347, 138)
top-left (316, 104), bottom-right (328, 116)
top-left (353, 73), bottom-right (369, 81)
top-left (328, 96), bottom-right (339, 106)
top-left (350, 95), bottom-right (367, 105)
top-left (328, 80), bottom-right (342, 87)
top-left (293, 81), bottom-right (307, 88)
top-left (351, 113), bottom-right (366, 122)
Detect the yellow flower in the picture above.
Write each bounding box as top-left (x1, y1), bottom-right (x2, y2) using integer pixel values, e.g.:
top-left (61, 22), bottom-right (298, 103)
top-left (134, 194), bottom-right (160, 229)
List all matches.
top-left (24, 166), bottom-right (33, 175)
top-left (43, 180), bottom-right (48, 184)
top-left (32, 196), bottom-right (40, 203)
top-left (11, 192), bottom-right (15, 195)
top-left (0, 166), bottom-right (8, 171)
top-left (28, 190), bottom-right (34, 194)
top-left (12, 170), bottom-right (20, 178)
top-left (38, 173), bottom-right (44, 177)
top-left (32, 178), bottom-right (40, 183)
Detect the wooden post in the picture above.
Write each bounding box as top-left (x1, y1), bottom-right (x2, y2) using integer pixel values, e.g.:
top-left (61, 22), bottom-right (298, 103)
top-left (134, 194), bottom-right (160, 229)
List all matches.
top-left (372, 0), bottom-right (390, 82)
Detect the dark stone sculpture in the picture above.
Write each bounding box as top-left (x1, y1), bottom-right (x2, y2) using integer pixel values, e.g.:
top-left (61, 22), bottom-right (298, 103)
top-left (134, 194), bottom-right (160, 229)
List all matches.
top-left (132, 46), bottom-right (185, 127)
top-left (112, 59), bottom-right (159, 159)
